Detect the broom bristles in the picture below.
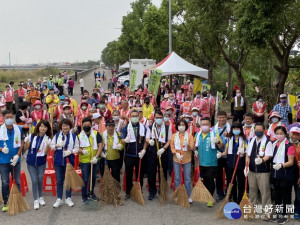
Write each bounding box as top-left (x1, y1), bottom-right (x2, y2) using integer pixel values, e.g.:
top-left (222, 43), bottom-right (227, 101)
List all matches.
top-left (171, 184), bottom-right (190, 208)
top-left (216, 183), bottom-right (233, 219)
top-left (65, 163), bottom-right (84, 190)
top-left (159, 168), bottom-right (168, 204)
top-left (130, 182), bottom-right (144, 206)
top-left (191, 179), bottom-right (215, 203)
top-left (7, 184), bottom-right (30, 216)
top-left (239, 192), bottom-right (255, 220)
top-left (99, 165), bottom-right (123, 206)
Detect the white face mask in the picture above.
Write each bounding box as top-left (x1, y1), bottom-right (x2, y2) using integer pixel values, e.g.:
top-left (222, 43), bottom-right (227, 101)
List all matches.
top-left (236, 93), bottom-right (241, 97)
top-left (178, 126), bottom-right (185, 132)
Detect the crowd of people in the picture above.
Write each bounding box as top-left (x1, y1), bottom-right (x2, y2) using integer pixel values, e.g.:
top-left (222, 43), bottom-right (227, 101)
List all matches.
top-left (0, 70), bottom-right (299, 224)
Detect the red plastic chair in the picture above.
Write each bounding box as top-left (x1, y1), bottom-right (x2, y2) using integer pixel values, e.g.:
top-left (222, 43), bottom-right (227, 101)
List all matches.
top-left (9, 170), bottom-right (29, 196)
top-left (46, 156), bottom-right (54, 170)
top-left (43, 170), bottom-right (56, 196)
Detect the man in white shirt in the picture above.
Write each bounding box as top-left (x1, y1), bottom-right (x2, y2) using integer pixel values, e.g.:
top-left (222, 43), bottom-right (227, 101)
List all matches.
top-left (79, 77), bottom-right (84, 95)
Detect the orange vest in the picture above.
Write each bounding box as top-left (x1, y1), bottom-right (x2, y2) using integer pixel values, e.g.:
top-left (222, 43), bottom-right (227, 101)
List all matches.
top-left (182, 102), bottom-right (191, 114)
top-left (77, 109), bottom-right (89, 127)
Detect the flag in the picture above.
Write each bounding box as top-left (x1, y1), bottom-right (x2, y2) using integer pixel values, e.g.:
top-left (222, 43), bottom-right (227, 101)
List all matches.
top-left (193, 78), bottom-right (201, 94)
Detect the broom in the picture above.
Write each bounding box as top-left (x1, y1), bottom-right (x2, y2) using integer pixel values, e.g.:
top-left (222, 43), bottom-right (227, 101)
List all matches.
top-left (191, 158), bottom-right (215, 203)
top-left (216, 153), bottom-right (241, 219)
top-left (154, 130), bottom-right (168, 204)
top-left (99, 162), bottom-right (123, 206)
top-left (171, 153), bottom-right (190, 208)
top-left (130, 158), bottom-right (144, 205)
top-left (65, 160), bottom-right (84, 190)
top-left (239, 162), bottom-right (255, 220)
top-left (0, 193), bottom-right (3, 204)
top-left (7, 166), bottom-right (30, 216)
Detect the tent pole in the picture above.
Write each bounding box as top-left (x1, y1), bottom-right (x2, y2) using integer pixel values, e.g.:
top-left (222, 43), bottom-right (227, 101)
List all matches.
top-left (169, 0), bottom-right (173, 89)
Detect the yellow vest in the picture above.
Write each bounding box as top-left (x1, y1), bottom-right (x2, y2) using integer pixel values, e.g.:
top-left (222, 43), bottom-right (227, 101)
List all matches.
top-left (142, 104), bottom-right (154, 119)
top-left (78, 130), bottom-right (99, 163)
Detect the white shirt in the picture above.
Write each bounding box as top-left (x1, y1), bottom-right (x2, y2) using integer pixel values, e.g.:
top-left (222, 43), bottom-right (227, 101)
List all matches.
top-left (79, 78), bottom-right (84, 87)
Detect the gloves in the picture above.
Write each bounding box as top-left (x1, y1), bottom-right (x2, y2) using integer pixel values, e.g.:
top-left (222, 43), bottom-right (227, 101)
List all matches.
top-left (244, 166), bottom-right (249, 177)
top-left (138, 149), bottom-right (146, 159)
top-left (194, 150), bottom-right (198, 158)
top-left (91, 156), bottom-right (98, 164)
top-left (10, 155), bottom-right (19, 166)
top-left (124, 136), bottom-right (130, 143)
top-left (238, 146), bottom-right (244, 155)
top-left (217, 151), bottom-right (222, 159)
top-left (63, 150), bottom-right (72, 158)
top-left (57, 140), bottom-right (66, 148)
top-left (24, 135), bottom-right (30, 143)
top-left (82, 149), bottom-right (88, 155)
top-left (255, 157), bottom-right (263, 165)
top-left (183, 140), bottom-right (188, 146)
top-left (115, 143), bottom-right (122, 150)
top-left (149, 139), bottom-right (155, 146)
top-left (273, 163), bottom-right (282, 171)
top-left (45, 138), bottom-right (51, 146)
top-left (2, 146), bottom-right (9, 154)
top-left (176, 153), bottom-right (183, 161)
top-left (256, 112), bottom-right (263, 117)
top-left (100, 151), bottom-right (107, 158)
top-left (157, 148), bottom-right (165, 156)
top-left (212, 137), bottom-right (219, 144)
top-left (71, 127), bottom-right (77, 133)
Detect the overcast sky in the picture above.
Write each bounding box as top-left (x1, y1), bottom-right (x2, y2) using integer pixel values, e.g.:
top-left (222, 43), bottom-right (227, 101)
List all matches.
top-left (0, 0), bottom-right (162, 65)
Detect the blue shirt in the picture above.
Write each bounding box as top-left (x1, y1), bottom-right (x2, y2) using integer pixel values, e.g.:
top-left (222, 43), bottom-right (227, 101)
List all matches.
top-left (197, 132), bottom-right (217, 167)
top-left (273, 103), bottom-right (292, 126)
top-left (212, 124), bottom-right (229, 154)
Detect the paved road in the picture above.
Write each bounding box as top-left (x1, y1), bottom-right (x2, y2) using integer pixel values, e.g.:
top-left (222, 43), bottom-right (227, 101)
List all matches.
top-left (1, 70), bottom-right (297, 225)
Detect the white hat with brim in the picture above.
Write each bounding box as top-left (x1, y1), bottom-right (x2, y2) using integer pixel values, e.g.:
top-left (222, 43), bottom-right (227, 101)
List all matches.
top-left (92, 113), bottom-right (101, 120)
top-left (290, 127), bottom-right (300, 134)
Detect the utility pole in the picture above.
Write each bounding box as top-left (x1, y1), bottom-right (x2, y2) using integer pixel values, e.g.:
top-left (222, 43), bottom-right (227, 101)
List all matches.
top-left (9, 52), bottom-right (11, 67)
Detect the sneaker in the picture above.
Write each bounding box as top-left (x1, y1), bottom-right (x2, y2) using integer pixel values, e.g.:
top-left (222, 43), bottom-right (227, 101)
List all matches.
top-left (294, 213), bottom-right (300, 220)
top-left (277, 218), bottom-right (288, 224)
top-left (34, 200), bottom-right (39, 210)
top-left (39, 197), bottom-right (46, 206)
top-left (89, 194), bottom-right (99, 201)
top-left (148, 193), bottom-right (156, 201)
top-left (82, 197), bottom-right (88, 205)
top-left (125, 194), bottom-right (131, 200)
top-left (216, 195), bottom-right (224, 202)
top-left (2, 205), bottom-right (8, 212)
top-left (206, 201), bottom-right (213, 207)
top-left (188, 198), bottom-right (193, 204)
top-left (65, 198), bottom-right (74, 207)
top-left (53, 198), bottom-right (63, 208)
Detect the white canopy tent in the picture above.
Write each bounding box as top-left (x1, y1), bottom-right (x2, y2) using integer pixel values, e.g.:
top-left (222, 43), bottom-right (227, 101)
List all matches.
top-left (143, 51), bottom-right (208, 79)
top-left (119, 61), bottom-right (129, 69)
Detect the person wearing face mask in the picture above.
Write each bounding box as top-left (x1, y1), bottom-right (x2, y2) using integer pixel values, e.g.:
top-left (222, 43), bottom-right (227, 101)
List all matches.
top-left (206, 90), bottom-right (216, 125)
top-left (192, 91), bottom-right (202, 109)
top-left (273, 94), bottom-right (292, 127)
top-left (0, 110), bottom-right (25, 212)
top-left (128, 95), bottom-right (136, 109)
top-left (180, 81), bottom-right (188, 96)
top-left (31, 100), bottom-right (49, 133)
top-left (0, 103), bottom-right (6, 125)
top-left (231, 89), bottom-right (246, 123)
top-left (142, 97), bottom-right (154, 120)
top-left (170, 118), bottom-right (194, 203)
top-left (269, 126), bottom-right (295, 223)
top-left (181, 114), bottom-right (193, 135)
top-left (267, 111), bottom-right (284, 142)
top-left (195, 117), bottom-right (223, 206)
top-left (59, 105), bottom-right (74, 125)
top-left (98, 99), bottom-right (112, 121)
top-left (200, 92), bottom-right (211, 119)
top-left (146, 111), bottom-right (171, 200)
top-left (137, 108), bottom-right (149, 129)
top-left (102, 95), bottom-right (114, 113)
top-left (148, 93), bottom-right (157, 107)
top-left (112, 90), bottom-right (122, 109)
top-left (78, 117), bottom-right (104, 203)
top-left (45, 87), bottom-right (60, 114)
top-left (16, 101), bottom-right (32, 136)
top-left (191, 107), bottom-right (201, 134)
top-left (3, 85), bottom-right (15, 112)
top-left (75, 102), bottom-right (90, 134)
top-left (52, 96), bottom-right (67, 121)
top-left (160, 94), bottom-right (169, 113)
top-left (17, 83), bottom-right (25, 104)
top-left (65, 96), bottom-right (77, 116)
top-left (180, 96), bottom-right (192, 115)
top-left (120, 99), bottom-right (131, 123)
top-left (121, 109), bottom-right (148, 200)
top-left (135, 93), bottom-right (143, 106)
top-left (112, 110), bottom-right (125, 132)
top-left (243, 113), bottom-right (255, 143)
top-left (244, 123), bottom-right (273, 221)
top-left (166, 93), bottom-right (176, 109)
top-left (220, 122), bottom-right (247, 204)
top-left (87, 93), bottom-right (99, 108)
top-left (176, 89), bottom-right (185, 107)
top-left (92, 113), bottom-right (106, 135)
top-left (293, 96), bottom-right (300, 122)
top-left (252, 95), bottom-right (266, 123)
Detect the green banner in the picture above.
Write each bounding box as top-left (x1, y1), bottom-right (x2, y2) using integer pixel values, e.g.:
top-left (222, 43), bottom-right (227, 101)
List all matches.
top-left (201, 83), bottom-right (211, 93)
top-left (148, 69), bottom-right (162, 96)
top-left (130, 69), bottom-right (137, 92)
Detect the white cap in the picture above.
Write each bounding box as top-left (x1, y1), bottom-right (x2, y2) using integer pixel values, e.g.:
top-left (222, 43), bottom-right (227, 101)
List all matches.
top-left (192, 107), bottom-right (199, 111)
top-left (164, 94), bottom-right (169, 99)
top-left (62, 104), bottom-right (71, 109)
top-left (290, 127), bottom-right (300, 134)
top-left (280, 94), bottom-right (287, 98)
top-left (92, 113), bottom-right (101, 120)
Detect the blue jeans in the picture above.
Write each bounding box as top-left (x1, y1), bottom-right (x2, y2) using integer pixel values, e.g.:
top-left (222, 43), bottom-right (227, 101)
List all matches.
top-left (80, 162), bottom-right (99, 199)
top-left (0, 162), bottom-right (21, 205)
top-left (54, 164), bottom-right (72, 199)
top-left (173, 161), bottom-right (191, 196)
top-left (27, 164), bottom-right (46, 200)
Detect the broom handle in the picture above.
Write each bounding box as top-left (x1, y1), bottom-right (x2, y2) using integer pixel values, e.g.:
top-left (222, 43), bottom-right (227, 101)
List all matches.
top-left (244, 162), bottom-right (248, 192)
top-left (180, 152), bottom-right (184, 185)
top-left (229, 153), bottom-right (241, 185)
top-left (153, 129), bottom-right (162, 166)
top-left (137, 158), bottom-right (142, 183)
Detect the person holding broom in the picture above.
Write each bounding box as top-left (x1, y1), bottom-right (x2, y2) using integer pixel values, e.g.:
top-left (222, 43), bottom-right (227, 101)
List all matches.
top-left (24, 120), bottom-right (52, 210)
top-left (194, 117), bottom-right (224, 207)
top-left (121, 109), bottom-right (148, 200)
top-left (0, 110), bottom-right (25, 212)
top-left (78, 116), bottom-right (104, 203)
top-left (146, 110), bottom-right (171, 200)
top-left (219, 121), bottom-right (247, 204)
top-left (170, 118), bottom-right (194, 204)
top-left (50, 118), bottom-right (79, 208)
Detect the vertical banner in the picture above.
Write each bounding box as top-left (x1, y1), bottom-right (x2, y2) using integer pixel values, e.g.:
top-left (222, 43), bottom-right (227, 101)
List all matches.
top-left (130, 69), bottom-right (137, 92)
top-left (148, 69), bottom-right (162, 96)
top-left (201, 83), bottom-right (211, 93)
top-left (193, 78), bottom-right (202, 94)
top-left (288, 94), bottom-right (297, 118)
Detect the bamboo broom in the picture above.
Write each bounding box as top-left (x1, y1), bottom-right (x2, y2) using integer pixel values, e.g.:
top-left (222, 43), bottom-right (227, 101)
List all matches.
top-left (216, 153), bottom-right (241, 219)
top-left (239, 162), bottom-right (255, 220)
top-left (171, 153), bottom-right (190, 208)
top-left (130, 158), bottom-right (144, 205)
top-left (7, 167), bottom-right (30, 216)
top-left (154, 130), bottom-right (168, 204)
top-left (191, 158), bottom-right (215, 203)
top-left (65, 161), bottom-right (84, 190)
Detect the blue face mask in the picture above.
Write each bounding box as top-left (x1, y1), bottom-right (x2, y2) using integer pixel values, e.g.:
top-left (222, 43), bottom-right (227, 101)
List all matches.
top-left (113, 116), bottom-right (119, 121)
top-left (155, 118), bottom-right (163, 125)
top-left (164, 117), bottom-right (170, 122)
top-left (185, 119), bottom-right (190, 123)
top-left (5, 118), bottom-right (14, 126)
top-left (232, 130), bottom-right (241, 136)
